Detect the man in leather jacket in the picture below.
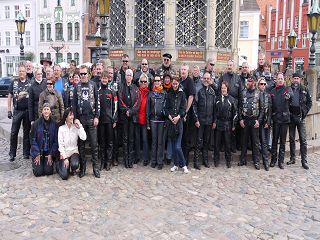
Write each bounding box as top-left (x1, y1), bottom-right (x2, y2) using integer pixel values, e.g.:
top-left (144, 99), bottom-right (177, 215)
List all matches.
top-left (193, 72), bottom-right (215, 169)
top-left (269, 72), bottom-right (293, 169)
top-left (156, 53), bottom-right (176, 79)
top-left (287, 72), bottom-right (312, 169)
top-left (238, 76), bottom-right (263, 170)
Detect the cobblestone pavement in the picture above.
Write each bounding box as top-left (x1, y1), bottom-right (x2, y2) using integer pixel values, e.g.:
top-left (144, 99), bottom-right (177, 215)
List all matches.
top-left (0, 138), bottom-right (320, 240)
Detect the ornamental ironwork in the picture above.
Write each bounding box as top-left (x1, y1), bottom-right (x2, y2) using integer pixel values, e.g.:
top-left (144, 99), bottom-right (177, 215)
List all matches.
top-left (176, 0), bottom-right (207, 48)
top-left (110, 0), bottom-right (126, 47)
top-left (215, 0), bottom-right (233, 49)
top-left (134, 0), bottom-right (165, 47)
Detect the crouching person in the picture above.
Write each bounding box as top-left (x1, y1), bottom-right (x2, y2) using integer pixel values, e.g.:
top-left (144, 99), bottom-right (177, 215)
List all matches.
top-left (57, 108), bottom-right (87, 180)
top-left (31, 103), bottom-right (58, 177)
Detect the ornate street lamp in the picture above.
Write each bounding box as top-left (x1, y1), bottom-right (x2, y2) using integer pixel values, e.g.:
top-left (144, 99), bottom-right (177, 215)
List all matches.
top-left (15, 12), bottom-right (27, 61)
top-left (287, 29), bottom-right (297, 70)
top-left (98, 0), bottom-right (110, 60)
top-left (307, 0), bottom-right (320, 68)
top-left (95, 26), bottom-right (101, 62)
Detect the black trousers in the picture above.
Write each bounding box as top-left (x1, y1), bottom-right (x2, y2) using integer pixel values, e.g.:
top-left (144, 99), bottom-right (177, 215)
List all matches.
top-left (150, 121), bottom-right (165, 165)
top-left (259, 125), bottom-right (270, 165)
top-left (100, 123), bottom-right (114, 165)
top-left (123, 118), bottom-right (135, 167)
top-left (10, 109), bottom-right (31, 157)
top-left (289, 120), bottom-right (307, 162)
top-left (240, 119), bottom-right (260, 165)
top-left (32, 154), bottom-right (54, 177)
top-left (135, 124), bottom-right (149, 163)
top-left (271, 123), bottom-right (288, 165)
top-left (194, 124), bottom-right (212, 165)
top-left (57, 153), bottom-right (80, 180)
top-left (79, 122), bottom-right (98, 170)
top-left (214, 129), bottom-right (232, 164)
top-left (182, 115), bottom-right (196, 163)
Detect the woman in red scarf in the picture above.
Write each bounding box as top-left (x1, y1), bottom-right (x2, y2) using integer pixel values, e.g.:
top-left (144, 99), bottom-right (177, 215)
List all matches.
top-left (135, 73), bottom-right (150, 165)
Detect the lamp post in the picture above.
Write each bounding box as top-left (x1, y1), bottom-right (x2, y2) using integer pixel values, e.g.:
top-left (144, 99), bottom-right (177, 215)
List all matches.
top-left (98, 0), bottom-right (110, 60)
top-left (95, 26), bottom-right (101, 62)
top-left (287, 29), bottom-right (297, 71)
top-left (307, 0), bottom-right (320, 68)
top-left (15, 12), bottom-right (27, 61)
top-left (50, 38), bottom-right (65, 64)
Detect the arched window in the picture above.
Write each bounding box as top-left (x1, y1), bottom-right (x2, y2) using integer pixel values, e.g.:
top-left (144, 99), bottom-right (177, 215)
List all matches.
top-left (176, 0), bottom-right (207, 48)
top-left (135, 0), bottom-right (165, 47)
top-left (55, 23), bottom-right (63, 41)
top-left (46, 24), bottom-right (51, 41)
top-left (40, 24), bottom-right (45, 41)
top-left (67, 23), bottom-right (73, 41)
top-left (75, 22), bottom-right (80, 41)
top-left (74, 53), bottom-right (79, 65)
top-left (67, 52), bottom-right (72, 63)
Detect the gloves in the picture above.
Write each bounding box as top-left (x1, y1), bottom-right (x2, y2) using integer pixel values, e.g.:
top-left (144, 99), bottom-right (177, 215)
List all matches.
top-left (8, 111), bottom-right (12, 119)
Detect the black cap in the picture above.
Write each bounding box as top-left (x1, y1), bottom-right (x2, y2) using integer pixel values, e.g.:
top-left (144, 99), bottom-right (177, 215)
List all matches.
top-left (293, 72), bottom-right (302, 78)
top-left (162, 53), bottom-right (172, 59)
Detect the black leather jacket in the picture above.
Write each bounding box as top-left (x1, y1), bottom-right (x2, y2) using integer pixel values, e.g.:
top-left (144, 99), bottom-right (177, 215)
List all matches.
top-left (193, 85), bottom-right (215, 125)
top-left (259, 90), bottom-right (271, 125)
top-left (99, 83), bottom-right (118, 124)
top-left (163, 88), bottom-right (187, 119)
top-left (289, 84), bottom-right (312, 123)
top-left (214, 95), bottom-right (238, 131)
top-left (146, 90), bottom-right (166, 128)
top-left (269, 85), bottom-right (293, 124)
top-left (119, 84), bottom-right (140, 123)
top-left (239, 87), bottom-right (263, 122)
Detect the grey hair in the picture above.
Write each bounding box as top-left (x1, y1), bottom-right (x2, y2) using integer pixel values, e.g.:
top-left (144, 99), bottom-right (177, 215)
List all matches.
top-left (125, 69), bottom-right (133, 76)
top-left (139, 73), bottom-right (149, 83)
top-left (33, 66), bottom-right (43, 76)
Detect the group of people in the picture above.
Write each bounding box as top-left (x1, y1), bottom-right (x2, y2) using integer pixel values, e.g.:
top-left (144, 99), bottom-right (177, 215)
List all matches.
top-left (7, 52), bottom-right (312, 180)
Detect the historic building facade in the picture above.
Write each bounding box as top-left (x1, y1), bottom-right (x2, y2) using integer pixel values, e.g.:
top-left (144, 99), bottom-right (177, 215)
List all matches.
top-left (0, 0), bottom-right (36, 77)
top-left (265, 0), bottom-right (310, 73)
top-left (83, 0), bottom-right (240, 69)
top-left (36, 0), bottom-right (83, 66)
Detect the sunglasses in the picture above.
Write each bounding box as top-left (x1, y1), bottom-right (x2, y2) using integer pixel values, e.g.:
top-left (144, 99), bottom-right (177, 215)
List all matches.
top-left (163, 58), bottom-right (170, 62)
top-left (122, 60), bottom-right (129, 63)
top-left (141, 63), bottom-right (148, 66)
top-left (259, 83), bottom-right (266, 85)
top-left (47, 82), bottom-right (53, 85)
top-left (80, 73), bottom-right (87, 76)
top-left (210, 63), bottom-right (215, 66)
top-left (140, 80), bottom-right (148, 83)
top-left (154, 79), bottom-right (161, 82)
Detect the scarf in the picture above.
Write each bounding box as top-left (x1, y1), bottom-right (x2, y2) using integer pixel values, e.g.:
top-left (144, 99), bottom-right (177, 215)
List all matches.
top-left (139, 86), bottom-right (149, 98)
top-left (163, 81), bottom-right (172, 90)
top-left (152, 85), bottom-right (163, 93)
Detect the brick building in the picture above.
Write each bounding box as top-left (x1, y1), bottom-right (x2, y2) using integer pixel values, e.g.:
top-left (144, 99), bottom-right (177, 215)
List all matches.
top-left (266, 0), bottom-right (310, 73)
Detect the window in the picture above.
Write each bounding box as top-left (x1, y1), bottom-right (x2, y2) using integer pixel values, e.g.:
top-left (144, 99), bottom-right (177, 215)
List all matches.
top-left (67, 53), bottom-right (72, 63)
top-left (67, 23), bottom-right (73, 41)
top-left (25, 4), bottom-right (30, 18)
top-left (271, 37), bottom-right (275, 49)
top-left (56, 53), bottom-right (63, 63)
top-left (55, 23), bottom-right (63, 41)
top-left (40, 52), bottom-right (44, 60)
top-left (5, 6), bottom-right (10, 19)
top-left (279, 19), bottom-right (283, 31)
top-left (287, 18), bottom-right (290, 29)
top-left (15, 32), bottom-right (20, 46)
top-left (46, 24), bottom-right (51, 41)
top-left (302, 33), bottom-right (307, 48)
top-left (26, 31), bottom-right (30, 46)
top-left (47, 53), bottom-right (51, 60)
top-left (74, 53), bottom-right (79, 65)
top-left (75, 22), bottom-right (80, 40)
top-left (240, 21), bottom-right (249, 38)
top-left (14, 5), bottom-right (20, 18)
top-left (278, 36), bottom-right (283, 49)
top-left (71, 0), bottom-right (75, 6)
top-left (295, 16), bottom-right (299, 28)
top-left (44, 0), bottom-right (47, 8)
top-left (40, 24), bottom-right (45, 41)
top-left (6, 32), bottom-right (10, 46)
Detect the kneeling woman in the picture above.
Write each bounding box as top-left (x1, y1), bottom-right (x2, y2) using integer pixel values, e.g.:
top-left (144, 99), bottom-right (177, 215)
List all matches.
top-left (31, 103), bottom-right (58, 177)
top-left (57, 108), bottom-right (87, 180)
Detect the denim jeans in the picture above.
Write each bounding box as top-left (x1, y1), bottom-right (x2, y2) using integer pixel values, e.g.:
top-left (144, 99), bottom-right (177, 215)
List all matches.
top-left (170, 121), bottom-right (186, 168)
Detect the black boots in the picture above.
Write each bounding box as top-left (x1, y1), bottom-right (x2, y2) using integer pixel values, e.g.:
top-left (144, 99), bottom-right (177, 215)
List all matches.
top-left (79, 159), bottom-right (86, 178)
top-left (302, 161), bottom-right (309, 170)
top-left (93, 167), bottom-right (100, 178)
top-left (287, 159), bottom-right (296, 165)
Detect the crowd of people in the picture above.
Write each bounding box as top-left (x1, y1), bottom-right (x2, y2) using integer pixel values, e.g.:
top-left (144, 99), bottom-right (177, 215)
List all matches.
top-left (7, 52), bottom-right (312, 180)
